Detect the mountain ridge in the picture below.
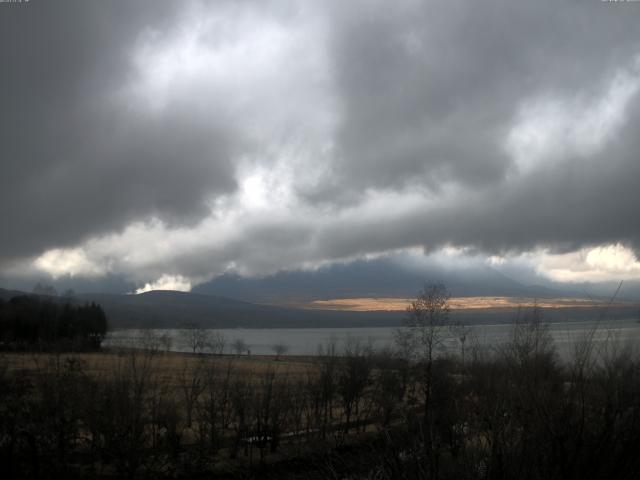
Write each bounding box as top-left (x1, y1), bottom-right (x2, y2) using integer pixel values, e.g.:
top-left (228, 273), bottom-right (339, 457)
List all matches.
top-left (192, 258), bottom-right (577, 302)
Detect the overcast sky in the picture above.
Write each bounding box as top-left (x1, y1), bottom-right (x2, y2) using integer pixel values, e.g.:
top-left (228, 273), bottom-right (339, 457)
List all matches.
top-left (2, 0), bottom-right (640, 294)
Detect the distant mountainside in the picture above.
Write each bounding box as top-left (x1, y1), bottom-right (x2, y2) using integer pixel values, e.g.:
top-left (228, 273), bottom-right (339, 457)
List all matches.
top-left (0, 288), bottom-right (25, 300)
top-left (7, 287), bottom-right (399, 328)
top-left (193, 257), bottom-right (571, 303)
top-left (76, 290), bottom-right (404, 328)
top-left (3, 287), bottom-right (389, 328)
top-left (2, 288), bottom-right (637, 329)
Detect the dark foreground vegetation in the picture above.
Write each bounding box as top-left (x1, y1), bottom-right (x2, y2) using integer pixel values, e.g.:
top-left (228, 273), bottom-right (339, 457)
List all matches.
top-left (1, 285), bottom-right (640, 479)
top-left (0, 295), bottom-right (108, 351)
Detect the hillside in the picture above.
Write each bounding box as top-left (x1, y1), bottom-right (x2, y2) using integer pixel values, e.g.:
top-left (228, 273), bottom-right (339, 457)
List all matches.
top-left (3, 288), bottom-right (637, 329)
top-left (192, 258), bottom-right (573, 303)
top-left (77, 290), bottom-right (404, 328)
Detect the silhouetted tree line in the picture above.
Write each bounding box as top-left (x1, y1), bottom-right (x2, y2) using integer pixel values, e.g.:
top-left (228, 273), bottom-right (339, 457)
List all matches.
top-left (1, 285), bottom-right (639, 479)
top-left (0, 295), bottom-right (108, 350)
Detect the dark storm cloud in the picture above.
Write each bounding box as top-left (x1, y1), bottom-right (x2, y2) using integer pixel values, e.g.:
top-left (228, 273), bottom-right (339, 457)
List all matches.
top-left (318, 0), bottom-right (640, 254)
top-left (0, 0), bottom-right (237, 263)
top-left (310, 109), bottom-right (640, 259)
top-left (2, 0), bottom-right (640, 287)
top-left (326, 0), bottom-right (640, 193)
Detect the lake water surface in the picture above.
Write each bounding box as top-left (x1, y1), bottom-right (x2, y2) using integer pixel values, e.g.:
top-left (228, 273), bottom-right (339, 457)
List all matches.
top-left (105, 318), bottom-right (640, 360)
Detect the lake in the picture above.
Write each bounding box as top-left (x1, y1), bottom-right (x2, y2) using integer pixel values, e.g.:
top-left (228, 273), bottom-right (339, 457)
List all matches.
top-left (105, 318), bottom-right (640, 360)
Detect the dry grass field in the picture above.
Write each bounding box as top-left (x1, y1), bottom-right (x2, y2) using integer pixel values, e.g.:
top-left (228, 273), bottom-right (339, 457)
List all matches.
top-left (305, 296), bottom-right (638, 311)
top-left (1, 349), bottom-right (316, 385)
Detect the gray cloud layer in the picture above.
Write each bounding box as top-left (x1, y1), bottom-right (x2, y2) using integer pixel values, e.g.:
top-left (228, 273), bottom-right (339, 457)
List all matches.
top-left (1, 1), bottom-right (237, 262)
top-left (2, 0), bottom-right (640, 287)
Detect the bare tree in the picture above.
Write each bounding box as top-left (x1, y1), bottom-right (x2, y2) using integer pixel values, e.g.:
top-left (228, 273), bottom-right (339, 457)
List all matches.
top-left (506, 302), bottom-right (555, 367)
top-left (196, 358), bottom-right (235, 454)
top-left (138, 329), bottom-right (163, 354)
top-left (337, 337), bottom-right (372, 432)
top-left (450, 321), bottom-right (473, 367)
top-left (228, 373), bottom-right (255, 459)
top-left (271, 343), bottom-right (289, 361)
top-left (158, 332), bottom-right (173, 353)
top-left (207, 331), bottom-right (226, 355)
top-left (232, 338), bottom-right (248, 356)
top-left (395, 282), bottom-right (452, 475)
top-left (253, 369), bottom-right (292, 458)
top-left (371, 355), bottom-right (403, 429)
top-left (178, 359), bottom-right (204, 428)
top-left (316, 338), bottom-right (339, 439)
top-left (179, 324), bottom-right (210, 354)
top-left (398, 283), bottom-right (452, 362)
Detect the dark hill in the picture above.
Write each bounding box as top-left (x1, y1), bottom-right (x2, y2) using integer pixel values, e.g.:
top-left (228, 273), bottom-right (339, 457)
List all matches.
top-left (0, 288), bottom-right (29, 300)
top-left (192, 257), bottom-right (570, 303)
top-left (3, 288), bottom-right (637, 329)
top-left (77, 290), bottom-right (404, 328)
